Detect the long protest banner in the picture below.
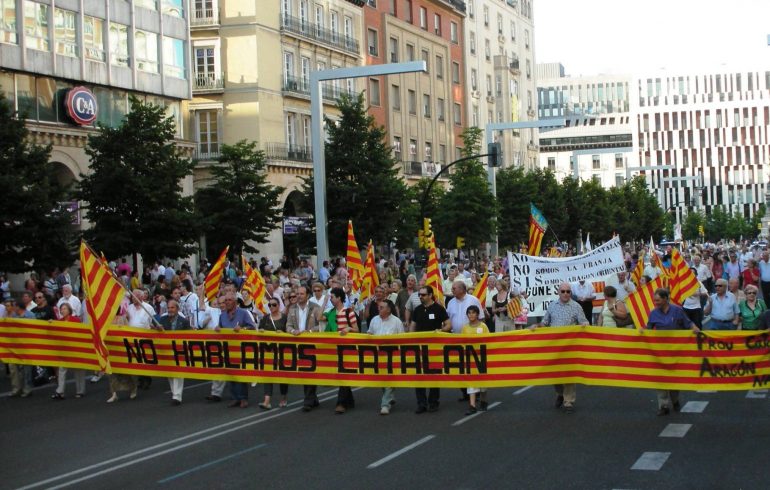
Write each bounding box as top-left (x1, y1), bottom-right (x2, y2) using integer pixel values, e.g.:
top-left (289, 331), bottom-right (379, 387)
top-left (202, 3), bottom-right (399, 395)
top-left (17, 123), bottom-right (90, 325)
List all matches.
top-left (508, 237), bottom-right (626, 316)
top-left (2, 319), bottom-right (770, 390)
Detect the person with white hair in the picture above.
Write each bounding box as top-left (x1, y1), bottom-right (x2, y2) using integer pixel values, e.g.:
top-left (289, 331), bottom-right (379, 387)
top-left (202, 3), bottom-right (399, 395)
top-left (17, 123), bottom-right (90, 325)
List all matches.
top-left (56, 284), bottom-right (81, 317)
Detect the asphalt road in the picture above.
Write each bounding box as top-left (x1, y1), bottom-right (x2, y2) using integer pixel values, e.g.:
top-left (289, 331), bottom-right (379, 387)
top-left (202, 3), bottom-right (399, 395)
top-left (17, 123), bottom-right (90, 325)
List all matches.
top-left (1, 371), bottom-right (768, 490)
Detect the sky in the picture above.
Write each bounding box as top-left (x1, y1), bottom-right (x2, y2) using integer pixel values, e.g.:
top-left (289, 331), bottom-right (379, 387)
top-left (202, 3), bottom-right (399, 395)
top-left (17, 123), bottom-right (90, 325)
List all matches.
top-left (534, 0), bottom-right (770, 76)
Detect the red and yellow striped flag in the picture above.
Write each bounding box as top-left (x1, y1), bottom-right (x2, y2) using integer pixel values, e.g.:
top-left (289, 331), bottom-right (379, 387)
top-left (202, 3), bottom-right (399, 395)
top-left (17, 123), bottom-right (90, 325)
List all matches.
top-left (346, 220), bottom-right (365, 291)
top-left (631, 252), bottom-right (645, 287)
top-left (80, 241), bottom-right (125, 371)
top-left (204, 246), bottom-right (229, 304)
top-left (360, 240), bottom-right (379, 301)
top-left (241, 255), bottom-right (267, 314)
top-left (626, 276), bottom-right (667, 329)
top-left (425, 235), bottom-right (444, 305)
top-left (507, 296), bottom-right (523, 318)
top-left (473, 271), bottom-right (489, 306)
top-left (668, 248), bottom-right (699, 305)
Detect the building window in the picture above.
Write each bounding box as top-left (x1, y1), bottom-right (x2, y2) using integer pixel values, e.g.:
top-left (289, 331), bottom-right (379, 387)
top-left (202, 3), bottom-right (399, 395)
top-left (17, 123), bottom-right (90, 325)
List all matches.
top-left (470, 69), bottom-right (477, 91)
top-left (24, 1), bottom-right (49, 51)
top-left (0, 0), bottom-right (17, 44)
top-left (592, 155), bottom-right (600, 169)
top-left (510, 21), bottom-right (515, 41)
top-left (439, 144), bottom-right (446, 164)
top-left (526, 59), bottom-right (531, 79)
top-left (421, 49), bottom-right (429, 73)
top-left (453, 102), bottom-right (461, 126)
top-left (436, 97), bottom-right (445, 120)
top-left (197, 110), bottom-right (219, 157)
top-left (471, 105), bottom-right (478, 126)
top-left (286, 112), bottom-right (296, 146)
top-left (452, 62), bottom-right (460, 84)
top-left (135, 30), bottom-right (159, 72)
top-left (367, 28), bottom-right (378, 56)
top-left (423, 94), bottom-right (431, 117)
top-left (136, 0), bottom-right (157, 10)
top-left (615, 174), bottom-right (624, 187)
top-left (615, 154), bottom-right (624, 168)
top-left (450, 22), bottom-right (458, 43)
top-left (469, 31), bottom-right (476, 54)
top-left (406, 43), bottom-right (414, 61)
top-left (162, 0), bottom-right (184, 17)
top-left (163, 36), bottom-right (186, 79)
top-left (434, 13), bottom-right (441, 35)
top-left (405, 0), bottom-right (412, 23)
top-left (393, 135), bottom-right (402, 160)
top-left (366, 0), bottom-right (376, 7)
top-left (369, 78), bottom-right (380, 106)
top-left (484, 39), bottom-right (490, 61)
top-left (109, 23), bottom-right (129, 67)
top-left (425, 142), bottom-right (432, 161)
top-left (435, 55), bottom-right (443, 79)
top-left (525, 29), bottom-right (530, 49)
top-left (468, 0), bottom-right (474, 17)
top-left (409, 138), bottom-right (417, 159)
top-left (483, 6), bottom-right (489, 26)
top-left (388, 0), bottom-right (396, 15)
top-left (419, 7), bottom-right (427, 29)
top-left (83, 16), bottom-right (104, 61)
top-left (547, 157), bottom-right (555, 171)
top-left (389, 37), bottom-right (398, 62)
top-left (391, 84), bottom-right (400, 110)
top-left (54, 8), bottom-right (76, 56)
top-left (497, 14), bottom-right (502, 34)
top-left (408, 89), bottom-right (416, 114)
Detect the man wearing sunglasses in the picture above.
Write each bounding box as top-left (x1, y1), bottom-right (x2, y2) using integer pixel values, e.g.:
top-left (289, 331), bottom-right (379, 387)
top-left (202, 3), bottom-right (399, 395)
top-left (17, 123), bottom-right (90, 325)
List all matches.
top-left (531, 282), bottom-right (589, 413)
top-left (409, 286), bottom-right (451, 413)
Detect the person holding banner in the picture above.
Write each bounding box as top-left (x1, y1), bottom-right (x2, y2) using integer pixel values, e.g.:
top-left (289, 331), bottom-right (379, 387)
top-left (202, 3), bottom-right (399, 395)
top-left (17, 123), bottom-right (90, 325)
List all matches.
top-left (704, 279), bottom-right (740, 330)
top-left (409, 285), bottom-right (451, 413)
top-left (461, 305), bottom-right (489, 415)
top-left (258, 299), bottom-right (289, 409)
top-left (646, 288), bottom-right (699, 416)
top-left (287, 286), bottom-right (323, 412)
top-left (325, 287), bottom-right (359, 414)
top-left (368, 299), bottom-right (404, 415)
top-left (158, 299), bottom-right (191, 406)
top-left (218, 292), bottom-right (257, 408)
top-left (532, 282), bottom-right (588, 413)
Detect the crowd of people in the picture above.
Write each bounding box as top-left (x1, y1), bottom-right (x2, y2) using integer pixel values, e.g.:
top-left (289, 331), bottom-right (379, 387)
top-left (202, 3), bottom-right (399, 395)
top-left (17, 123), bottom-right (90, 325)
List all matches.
top-left (2, 239), bottom-right (769, 418)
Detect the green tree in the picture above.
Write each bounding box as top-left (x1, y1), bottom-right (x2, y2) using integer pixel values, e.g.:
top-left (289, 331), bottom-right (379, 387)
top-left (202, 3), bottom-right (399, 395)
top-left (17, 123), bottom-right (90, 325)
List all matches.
top-left (434, 127), bottom-right (496, 250)
top-left (300, 93), bottom-right (409, 255)
top-left (682, 210), bottom-right (706, 241)
top-left (195, 141), bottom-right (284, 258)
top-left (577, 177), bottom-right (611, 241)
top-left (560, 176), bottom-right (582, 246)
top-left (396, 178), bottom-right (446, 249)
top-left (0, 94), bottom-right (76, 273)
top-left (705, 206), bottom-right (730, 241)
top-left (619, 176), bottom-right (666, 242)
top-left (496, 166), bottom-right (534, 249)
top-left (77, 96), bottom-right (198, 262)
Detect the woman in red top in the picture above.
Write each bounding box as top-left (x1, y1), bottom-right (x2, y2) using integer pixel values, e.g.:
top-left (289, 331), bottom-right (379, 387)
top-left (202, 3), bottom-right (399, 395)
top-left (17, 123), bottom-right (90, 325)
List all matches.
top-left (742, 258), bottom-right (760, 288)
top-left (51, 304), bottom-right (85, 400)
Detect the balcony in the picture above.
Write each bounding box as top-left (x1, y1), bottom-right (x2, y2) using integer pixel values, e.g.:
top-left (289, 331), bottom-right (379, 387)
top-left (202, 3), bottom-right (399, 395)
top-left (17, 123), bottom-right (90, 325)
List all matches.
top-left (193, 72), bottom-right (225, 92)
top-left (194, 148), bottom-right (220, 161)
top-left (282, 75), bottom-right (358, 103)
top-left (403, 160), bottom-right (443, 178)
top-left (494, 55), bottom-right (519, 74)
top-left (264, 142), bottom-right (312, 163)
top-left (280, 14), bottom-right (360, 56)
top-left (191, 8), bottom-right (218, 27)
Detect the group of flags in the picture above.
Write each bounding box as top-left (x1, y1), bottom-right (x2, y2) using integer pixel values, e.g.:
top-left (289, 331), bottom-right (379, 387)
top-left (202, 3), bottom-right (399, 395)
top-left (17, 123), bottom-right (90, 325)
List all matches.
top-left (346, 221), bottom-right (380, 301)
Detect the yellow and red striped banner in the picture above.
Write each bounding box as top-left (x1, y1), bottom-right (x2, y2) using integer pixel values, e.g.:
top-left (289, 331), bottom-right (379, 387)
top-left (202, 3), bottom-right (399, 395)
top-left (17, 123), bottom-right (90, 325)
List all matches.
top-left (204, 246), bottom-right (229, 304)
top-left (360, 240), bottom-right (379, 301)
top-left (669, 248), bottom-right (699, 304)
top-left (631, 252), bottom-right (645, 287)
top-left (626, 276), bottom-right (667, 328)
top-left (425, 235), bottom-right (444, 304)
top-left (3, 319), bottom-right (770, 390)
top-left (241, 255), bottom-right (267, 314)
top-left (346, 220), bottom-right (365, 291)
top-left (473, 271), bottom-right (489, 306)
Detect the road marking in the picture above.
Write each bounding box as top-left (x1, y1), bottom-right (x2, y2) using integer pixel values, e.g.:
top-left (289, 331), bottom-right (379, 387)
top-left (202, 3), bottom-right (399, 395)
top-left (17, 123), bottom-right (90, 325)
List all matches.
top-left (163, 381), bottom-right (211, 395)
top-left (680, 401), bottom-right (709, 413)
top-left (631, 452), bottom-right (670, 471)
top-left (451, 401), bottom-right (502, 427)
top-left (696, 390), bottom-right (716, 393)
top-left (659, 423), bottom-right (692, 438)
top-left (513, 386), bottom-right (533, 395)
top-left (158, 443), bottom-right (267, 483)
top-left (17, 387), bottom-right (348, 490)
top-left (367, 435), bottom-right (436, 469)
top-left (746, 390), bottom-right (768, 399)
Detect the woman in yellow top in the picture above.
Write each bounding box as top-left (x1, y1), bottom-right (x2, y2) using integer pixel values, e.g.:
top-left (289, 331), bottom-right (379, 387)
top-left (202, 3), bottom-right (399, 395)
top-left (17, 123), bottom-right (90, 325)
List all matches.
top-left (461, 305), bottom-right (489, 415)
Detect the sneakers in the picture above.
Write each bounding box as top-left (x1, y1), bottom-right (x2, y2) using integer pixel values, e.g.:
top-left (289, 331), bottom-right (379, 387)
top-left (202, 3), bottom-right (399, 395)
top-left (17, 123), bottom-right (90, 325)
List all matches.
top-left (90, 373), bottom-right (103, 383)
top-left (465, 405), bottom-right (478, 416)
top-left (380, 406), bottom-right (390, 415)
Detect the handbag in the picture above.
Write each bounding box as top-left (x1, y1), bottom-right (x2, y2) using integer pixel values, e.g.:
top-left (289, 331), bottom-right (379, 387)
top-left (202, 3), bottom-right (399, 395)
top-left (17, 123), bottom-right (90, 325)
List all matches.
top-left (612, 303), bottom-right (634, 327)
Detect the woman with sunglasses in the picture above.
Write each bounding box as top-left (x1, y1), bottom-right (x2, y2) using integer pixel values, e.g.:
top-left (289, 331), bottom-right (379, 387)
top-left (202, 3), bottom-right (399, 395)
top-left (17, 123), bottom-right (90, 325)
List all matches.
top-left (737, 284), bottom-right (767, 330)
top-left (257, 300), bottom-right (289, 409)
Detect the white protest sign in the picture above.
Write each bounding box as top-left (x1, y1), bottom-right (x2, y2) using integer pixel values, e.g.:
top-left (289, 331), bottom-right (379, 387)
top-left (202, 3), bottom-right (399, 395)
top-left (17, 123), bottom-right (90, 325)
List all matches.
top-left (507, 237), bottom-right (625, 317)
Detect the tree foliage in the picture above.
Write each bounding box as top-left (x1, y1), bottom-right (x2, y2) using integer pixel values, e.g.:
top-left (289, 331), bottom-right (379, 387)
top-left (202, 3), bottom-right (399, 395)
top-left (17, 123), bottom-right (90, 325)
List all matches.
top-left (433, 127), bottom-right (496, 250)
top-left (0, 94), bottom-right (77, 273)
top-left (300, 93), bottom-right (409, 255)
top-left (195, 141), bottom-right (284, 259)
top-left (77, 96), bottom-right (198, 262)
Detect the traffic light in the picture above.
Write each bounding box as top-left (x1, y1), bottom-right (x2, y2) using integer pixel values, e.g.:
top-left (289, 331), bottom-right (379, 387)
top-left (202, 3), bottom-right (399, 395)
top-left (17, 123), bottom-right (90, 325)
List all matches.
top-left (698, 225), bottom-right (705, 236)
top-left (423, 218), bottom-right (433, 240)
top-left (487, 142), bottom-right (501, 167)
top-left (456, 236), bottom-right (465, 249)
top-left (418, 230), bottom-right (425, 248)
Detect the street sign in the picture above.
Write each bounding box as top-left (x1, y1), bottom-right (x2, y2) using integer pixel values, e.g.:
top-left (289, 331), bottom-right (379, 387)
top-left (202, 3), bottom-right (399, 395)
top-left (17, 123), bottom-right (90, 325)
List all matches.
top-left (283, 216), bottom-right (312, 234)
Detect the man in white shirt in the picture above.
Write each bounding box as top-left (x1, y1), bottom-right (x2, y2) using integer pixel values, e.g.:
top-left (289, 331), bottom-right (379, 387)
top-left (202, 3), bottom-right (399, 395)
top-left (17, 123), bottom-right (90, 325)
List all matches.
top-left (605, 272), bottom-right (636, 302)
top-left (368, 299), bottom-right (404, 415)
top-left (179, 280), bottom-right (200, 328)
top-left (56, 284), bottom-right (82, 317)
top-left (759, 250), bottom-right (770, 306)
top-left (126, 290), bottom-right (154, 329)
top-left (446, 281), bottom-right (485, 334)
top-left (572, 280), bottom-right (596, 325)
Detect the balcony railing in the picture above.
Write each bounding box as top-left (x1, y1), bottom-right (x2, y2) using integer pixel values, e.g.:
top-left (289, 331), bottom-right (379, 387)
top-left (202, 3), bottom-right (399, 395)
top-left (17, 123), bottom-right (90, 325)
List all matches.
top-left (194, 148), bottom-right (220, 161)
top-left (282, 75), bottom-right (358, 102)
top-left (193, 71), bottom-right (225, 91)
top-left (280, 14), bottom-right (360, 56)
top-left (402, 160), bottom-right (443, 178)
top-left (264, 142), bottom-right (312, 163)
top-left (191, 8), bottom-right (218, 26)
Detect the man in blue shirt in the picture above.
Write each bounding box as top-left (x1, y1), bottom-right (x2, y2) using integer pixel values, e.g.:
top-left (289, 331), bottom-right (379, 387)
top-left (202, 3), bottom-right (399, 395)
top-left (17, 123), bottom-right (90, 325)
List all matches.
top-left (703, 278), bottom-right (739, 330)
top-left (646, 288), bottom-right (699, 416)
top-left (217, 292), bottom-right (256, 408)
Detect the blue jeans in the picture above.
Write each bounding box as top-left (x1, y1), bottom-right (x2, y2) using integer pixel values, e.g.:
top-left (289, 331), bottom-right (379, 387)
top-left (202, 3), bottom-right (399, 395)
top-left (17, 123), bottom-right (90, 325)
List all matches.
top-left (706, 319), bottom-right (736, 330)
top-left (230, 382), bottom-right (248, 401)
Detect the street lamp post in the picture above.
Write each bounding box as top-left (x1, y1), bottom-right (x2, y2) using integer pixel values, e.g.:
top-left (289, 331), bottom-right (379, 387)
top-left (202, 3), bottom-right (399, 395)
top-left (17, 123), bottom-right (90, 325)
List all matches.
top-left (310, 61), bottom-right (426, 271)
top-left (484, 119), bottom-right (566, 258)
